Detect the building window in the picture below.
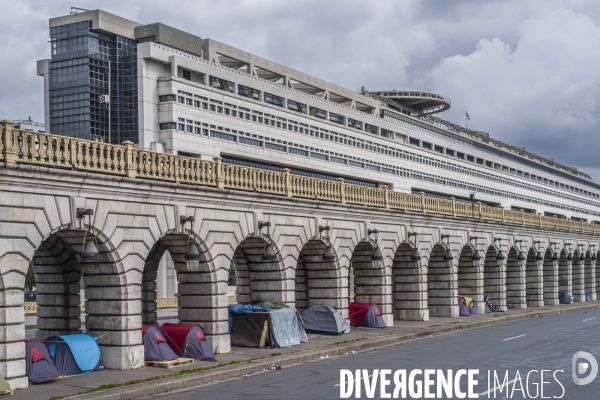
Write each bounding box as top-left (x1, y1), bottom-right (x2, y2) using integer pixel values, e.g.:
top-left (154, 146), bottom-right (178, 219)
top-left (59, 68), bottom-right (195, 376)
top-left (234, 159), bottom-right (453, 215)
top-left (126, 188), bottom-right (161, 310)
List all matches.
top-left (365, 124), bottom-right (378, 135)
top-left (409, 138), bottom-right (420, 146)
top-left (238, 84), bottom-right (261, 100)
top-left (209, 76), bottom-right (234, 93)
top-left (287, 99), bottom-right (307, 113)
top-left (210, 130), bottom-right (237, 142)
top-left (309, 106), bottom-right (326, 119)
top-left (422, 142), bottom-right (432, 150)
top-left (348, 118), bottom-right (362, 130)
top-left (264, 93), bottom-right (285, 107)
top-left (434, 145), bottom-right (444, 153)
top-left (159, 122), bottom-right (176, 130)
top-left (159, 95), bottom-right (176, 102)
top-left (329, 112), bottom-right (344, 124)
top-left (182, 69), bottom-right (191, 80)
top-left (178, 123), bottom-right (185, 131)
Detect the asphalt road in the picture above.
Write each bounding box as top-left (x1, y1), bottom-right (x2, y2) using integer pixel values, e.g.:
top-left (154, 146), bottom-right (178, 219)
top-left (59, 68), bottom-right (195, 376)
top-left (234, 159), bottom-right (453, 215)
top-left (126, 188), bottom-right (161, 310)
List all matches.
top-left (153, 308), bottom-right (600, 399)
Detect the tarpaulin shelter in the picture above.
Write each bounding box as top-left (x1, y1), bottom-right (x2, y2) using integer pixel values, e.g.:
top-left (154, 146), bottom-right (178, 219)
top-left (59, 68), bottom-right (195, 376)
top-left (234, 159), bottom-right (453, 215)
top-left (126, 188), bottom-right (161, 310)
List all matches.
top-left (160, 323), bottom-right (215, 360)
top-left (24, 339), bottom-right (61, 384)
top-left (457, 297), bottom-right (470, 316)
top-left (301, 305), bottom-right (350, 335)
top-left (347, 303), bottom-right (387, 328)
top-left (142, 325), bottom-right (179, 361)
top-left (45, 334), bottom-right (104, 377)
top-left (0, 373), bottom-right (10, 395)
top-left (231, 312), bottom-right (270, 347)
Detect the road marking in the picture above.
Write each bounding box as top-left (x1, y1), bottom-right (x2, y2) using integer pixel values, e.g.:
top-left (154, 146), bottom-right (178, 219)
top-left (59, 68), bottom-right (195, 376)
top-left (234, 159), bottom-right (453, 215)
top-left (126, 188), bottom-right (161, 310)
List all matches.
top-left (479, 377), bottom-right (522, 396)
top-left (333, 373), bottom-right (374, 387)
top-left (502, 334), bottom-right (527, 341)
top-left (583, 317), bottom-right (597, 321)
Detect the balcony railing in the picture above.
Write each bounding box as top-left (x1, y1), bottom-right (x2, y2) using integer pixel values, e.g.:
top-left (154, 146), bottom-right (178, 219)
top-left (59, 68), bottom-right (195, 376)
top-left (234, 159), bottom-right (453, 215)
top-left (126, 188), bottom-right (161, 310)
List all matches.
top-left (1, 120), bottom-right (599, 236)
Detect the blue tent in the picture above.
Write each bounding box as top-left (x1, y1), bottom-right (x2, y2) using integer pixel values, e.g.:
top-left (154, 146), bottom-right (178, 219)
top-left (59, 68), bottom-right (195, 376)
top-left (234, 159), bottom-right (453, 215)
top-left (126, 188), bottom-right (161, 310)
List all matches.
top-left (46, 334), bottom-right (104, 377)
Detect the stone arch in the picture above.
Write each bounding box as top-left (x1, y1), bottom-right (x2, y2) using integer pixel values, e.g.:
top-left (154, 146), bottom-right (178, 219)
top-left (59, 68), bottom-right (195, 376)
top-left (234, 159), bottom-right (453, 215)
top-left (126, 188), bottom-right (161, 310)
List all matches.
top-left (558, 248), bottom-right (572, 295)
top-left (506, 245), bottom-right (527, 308)
top-left (231, 236), bottom-right (289, 304)
top-left (457, 244), bottom-right (484, 313)
top-left (427, 242), bottom-right (458, 317)
top-left (484, 245), bottom-right (506, 311)
top-left (294, 239), bottom-right (344, 313)
top-left (584, 250), bottom-right (596, 301)
top-left (525, 248), bottom-right (544, 307)
top-left (392, 241), bottom-right (428, 321)
top-left (572, 249), bottom-right (585, 302)
top-left (543, 247), bottom-right (559, 305)
top-left (350, 240), bottom-right (391, 323)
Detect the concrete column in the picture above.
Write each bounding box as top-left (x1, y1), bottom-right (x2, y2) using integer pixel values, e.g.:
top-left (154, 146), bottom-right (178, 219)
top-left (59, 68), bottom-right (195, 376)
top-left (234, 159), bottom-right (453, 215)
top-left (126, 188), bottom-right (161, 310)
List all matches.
top-left (393, 243), bottom-right (428, 321)
top-left (427, 244), bottom-right (458, 318)
top-left (294, 260), bottom-right (308, 312)
top-left (558, 254), bottom-right (572, 297)
top-left (525, 252), bottom-right (544, 307)
top-left (457, 246), bottom-right (484, 313)
top-left (572, 257), bottom-right (585, 302)
top-left (543, 253), bottom-right (559, 305)
top-left (141, 270), bottom-right (158, 325)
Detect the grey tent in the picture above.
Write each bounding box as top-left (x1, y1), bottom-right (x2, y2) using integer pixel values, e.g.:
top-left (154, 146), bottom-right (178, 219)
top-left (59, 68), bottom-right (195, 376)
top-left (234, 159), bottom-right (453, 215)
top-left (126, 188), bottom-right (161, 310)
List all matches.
top-left (301, 305), bottom-right (350, 335)
top-left (348, 303), bottom-right (386, 328)
top-left (142, 325), bottom-right (179, 361)
top-left (559, 290), bottom-right (573, 304)
top-left (458, 297), bottom-right (470, 316)
top-left (25, 339), bottom-right (61, 384)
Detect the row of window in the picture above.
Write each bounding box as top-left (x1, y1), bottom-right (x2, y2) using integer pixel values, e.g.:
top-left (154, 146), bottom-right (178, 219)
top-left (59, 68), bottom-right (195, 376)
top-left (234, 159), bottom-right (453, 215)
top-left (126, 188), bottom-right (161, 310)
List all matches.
top-left (164, 89), bottom-right (600, 214)
top-left (161, 109), bottom-right (599, 218)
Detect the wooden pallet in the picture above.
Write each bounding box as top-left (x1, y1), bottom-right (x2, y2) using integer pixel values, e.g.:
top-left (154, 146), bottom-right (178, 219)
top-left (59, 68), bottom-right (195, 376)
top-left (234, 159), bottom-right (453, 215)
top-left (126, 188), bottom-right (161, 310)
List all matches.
top-left (145, 358), bottom-right (194, 369)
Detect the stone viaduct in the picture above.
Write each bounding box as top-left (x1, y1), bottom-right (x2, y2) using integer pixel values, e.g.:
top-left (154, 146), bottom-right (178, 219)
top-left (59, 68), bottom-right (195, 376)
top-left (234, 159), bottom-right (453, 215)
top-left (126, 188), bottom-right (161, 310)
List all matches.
top-left (1, 125), bottom-right (599, 389)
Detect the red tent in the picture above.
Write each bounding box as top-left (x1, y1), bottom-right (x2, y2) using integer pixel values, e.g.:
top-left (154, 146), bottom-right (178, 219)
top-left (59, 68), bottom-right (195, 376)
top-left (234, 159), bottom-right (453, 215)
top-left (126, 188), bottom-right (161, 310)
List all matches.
top-left (160, 323), bottom-right (215, 360)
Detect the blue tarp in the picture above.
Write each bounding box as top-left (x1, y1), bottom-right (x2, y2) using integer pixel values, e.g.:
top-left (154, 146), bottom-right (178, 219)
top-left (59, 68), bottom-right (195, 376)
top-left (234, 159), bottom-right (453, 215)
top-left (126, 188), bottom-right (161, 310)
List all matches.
top-left (268, 308), bottom-right (300, 347)
top-left (46, 334), bottom-right (100, 373)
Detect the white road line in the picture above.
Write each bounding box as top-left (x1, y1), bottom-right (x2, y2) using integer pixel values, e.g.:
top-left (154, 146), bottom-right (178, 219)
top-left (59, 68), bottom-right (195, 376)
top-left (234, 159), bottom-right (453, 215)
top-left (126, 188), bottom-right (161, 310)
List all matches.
top-left (502, 334), bottom-right (527, 342)
top-left (479, 377), bottom-right (522, 396)
top-left (333, 373), bottom-right (374, 387)
top-left (583, 317), bottom-right (597, 321)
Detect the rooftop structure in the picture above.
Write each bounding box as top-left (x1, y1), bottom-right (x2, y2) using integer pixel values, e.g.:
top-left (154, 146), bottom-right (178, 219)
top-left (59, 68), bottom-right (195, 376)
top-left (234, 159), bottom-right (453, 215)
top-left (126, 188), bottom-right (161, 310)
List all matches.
top-left (36, 9), bottom-right (600, 223)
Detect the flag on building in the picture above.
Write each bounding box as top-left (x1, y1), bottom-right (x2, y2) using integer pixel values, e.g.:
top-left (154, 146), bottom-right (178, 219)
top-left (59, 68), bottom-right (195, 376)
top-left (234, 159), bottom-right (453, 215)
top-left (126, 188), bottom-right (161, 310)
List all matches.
top-left (466, 112), bottom-right (470, 120)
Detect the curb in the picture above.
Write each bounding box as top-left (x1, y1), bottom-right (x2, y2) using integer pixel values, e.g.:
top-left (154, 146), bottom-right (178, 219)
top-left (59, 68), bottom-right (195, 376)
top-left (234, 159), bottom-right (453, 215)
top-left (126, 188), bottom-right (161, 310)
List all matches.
top-left (63, 301), bottom-right (600, 399)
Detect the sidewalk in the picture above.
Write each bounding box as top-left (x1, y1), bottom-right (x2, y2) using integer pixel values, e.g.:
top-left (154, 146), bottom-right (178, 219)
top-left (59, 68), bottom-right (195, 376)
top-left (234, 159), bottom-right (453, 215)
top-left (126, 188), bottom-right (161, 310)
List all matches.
top-left (14, 302), bottom-right (599, 399)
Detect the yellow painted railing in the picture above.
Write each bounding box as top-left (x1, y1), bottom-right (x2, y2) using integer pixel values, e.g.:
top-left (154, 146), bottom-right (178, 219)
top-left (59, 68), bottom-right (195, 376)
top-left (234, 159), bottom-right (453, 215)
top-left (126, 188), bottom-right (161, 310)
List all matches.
top-left (23, 301), bottom-right (86, 315)
top-left (2, 120), bottom-right (599, 236)
top-left (156, 297), bottom-right (178, 308)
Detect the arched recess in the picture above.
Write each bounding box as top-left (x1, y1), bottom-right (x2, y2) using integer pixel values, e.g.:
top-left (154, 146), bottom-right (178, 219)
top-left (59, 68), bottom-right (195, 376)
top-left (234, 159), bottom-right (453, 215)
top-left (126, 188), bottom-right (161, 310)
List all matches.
top-left (427, 243), bottom-right (458, 318)
top-left (457, 244), bottom-right (484, 313)
top-left (393, 241), bottom-right (428, 321)
top-left (558, 249), bottom-right (572, 295)
top-left (294, 239), bottom-right (345, 314)
top-left (484, 245), bottom-right (506, 311)
top-left (584, 250), bottom-right (596, 301)
top-left (141, 231), bottom-right (228, 352)
top-left (231, 237), bottom-right (291, 304)
top-left (350, 240), bottom-right (391, 323)
top-left (34, 227), bottom-right (144, 370)
top-left (543, 248), bottom-right (559, 305)
top-left (525, 248), bottom-right (544, 307)
top-left (572, 250), bottom-right (585, 302)
top-left (506, 246), bottom-right (527, 308)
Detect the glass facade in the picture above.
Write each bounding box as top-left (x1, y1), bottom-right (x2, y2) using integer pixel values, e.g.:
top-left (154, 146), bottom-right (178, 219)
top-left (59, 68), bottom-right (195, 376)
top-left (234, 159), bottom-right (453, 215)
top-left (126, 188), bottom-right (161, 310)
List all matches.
top-left (49, 21), bottom-right (138, 144)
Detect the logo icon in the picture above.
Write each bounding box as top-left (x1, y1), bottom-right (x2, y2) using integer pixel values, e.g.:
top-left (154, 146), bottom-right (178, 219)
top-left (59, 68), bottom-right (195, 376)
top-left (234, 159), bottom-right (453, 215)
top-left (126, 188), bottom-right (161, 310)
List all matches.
top-left (572, 351), bottom-right (598, 385)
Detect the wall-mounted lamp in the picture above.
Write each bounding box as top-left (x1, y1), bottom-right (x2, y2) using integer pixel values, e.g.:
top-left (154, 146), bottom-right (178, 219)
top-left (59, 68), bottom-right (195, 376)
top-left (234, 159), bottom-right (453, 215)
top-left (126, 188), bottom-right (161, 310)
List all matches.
top-left (368, 229), bottom-right (383, 268)
top-left (441, 234), bottom-right (453, 261)
top-left (470, 236), bottom-right (482, 262)
top-left (534, 241), bottom-right (544, 261)
top-left (180, 215), bottom-right (201, 271)
top-left (319, 225), bottom-right (335, 262)
top-left (566, 243), bottom-right (573, 261)
top-left (258, 221), bottom-right (277, 262)
top-left (550, 242), bottom-right (560, 261)
top-left (494, 238), bottom-right (505, 261)
top-left (515, 240), bottom-right (526, 261)
top-left (77, 208), bottom-right (100, 261)
top-left (408, 232), bottom-right (421, 261)
top-left (591, 245), bottom-right (597, 261)
top-left (578, 244), bottom-right (586, 261)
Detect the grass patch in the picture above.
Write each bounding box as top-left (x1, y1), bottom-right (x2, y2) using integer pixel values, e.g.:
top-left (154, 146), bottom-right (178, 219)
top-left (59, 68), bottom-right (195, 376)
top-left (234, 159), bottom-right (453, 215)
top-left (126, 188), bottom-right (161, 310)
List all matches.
top-left (270, 352), bottom-right (282, 357)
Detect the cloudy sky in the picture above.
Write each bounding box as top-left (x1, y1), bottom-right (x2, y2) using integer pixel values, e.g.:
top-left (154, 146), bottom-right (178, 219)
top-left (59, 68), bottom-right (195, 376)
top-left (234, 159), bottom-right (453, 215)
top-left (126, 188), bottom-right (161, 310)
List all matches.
top-left (2, 0), bottom-right (599, 180)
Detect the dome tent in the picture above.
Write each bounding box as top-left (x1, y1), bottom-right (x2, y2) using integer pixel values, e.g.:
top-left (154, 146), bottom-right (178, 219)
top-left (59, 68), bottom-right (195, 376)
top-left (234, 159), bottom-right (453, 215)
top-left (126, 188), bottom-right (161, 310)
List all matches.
top-left (301, 305), bottom-right (350, 335)
top-left (348, 302), bottom-right (387, 328)
top-left (160, 323), bottom-right (215, 360)
top-left (141, 325), bottom-right (178, 361)
top-left (25, 339), bottom-right (61, 384)
top-left (45, 334), bottom-right (104, 377)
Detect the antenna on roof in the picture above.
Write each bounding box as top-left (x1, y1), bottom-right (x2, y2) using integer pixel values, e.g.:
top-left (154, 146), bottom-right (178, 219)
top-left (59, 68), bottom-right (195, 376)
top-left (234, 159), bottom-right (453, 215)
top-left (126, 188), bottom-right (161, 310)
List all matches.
top-left (70, 7), bottom-right (91, 14)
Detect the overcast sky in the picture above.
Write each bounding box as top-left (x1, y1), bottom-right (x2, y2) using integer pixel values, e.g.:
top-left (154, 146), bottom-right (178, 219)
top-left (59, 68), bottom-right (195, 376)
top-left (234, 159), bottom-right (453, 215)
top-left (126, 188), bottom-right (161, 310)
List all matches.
top-left (2, 0), bottom-right (599, 180)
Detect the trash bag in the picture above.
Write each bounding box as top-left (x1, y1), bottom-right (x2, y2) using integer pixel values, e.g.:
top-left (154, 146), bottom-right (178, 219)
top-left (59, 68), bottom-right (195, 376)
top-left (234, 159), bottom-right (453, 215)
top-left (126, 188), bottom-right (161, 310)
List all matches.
top-left (484, 296), bottom-right (504, 312)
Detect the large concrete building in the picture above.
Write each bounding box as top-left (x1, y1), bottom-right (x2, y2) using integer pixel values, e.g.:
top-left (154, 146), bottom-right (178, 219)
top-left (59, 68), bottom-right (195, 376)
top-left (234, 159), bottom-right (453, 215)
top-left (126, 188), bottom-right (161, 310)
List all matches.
top-left (37, 9), bottom-right (600, 225)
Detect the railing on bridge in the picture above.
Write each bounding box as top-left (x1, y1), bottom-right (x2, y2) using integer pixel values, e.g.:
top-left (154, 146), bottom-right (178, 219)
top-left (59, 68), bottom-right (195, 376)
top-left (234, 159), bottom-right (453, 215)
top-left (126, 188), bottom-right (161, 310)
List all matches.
top-left (1, 120), bottom-right (599, 236)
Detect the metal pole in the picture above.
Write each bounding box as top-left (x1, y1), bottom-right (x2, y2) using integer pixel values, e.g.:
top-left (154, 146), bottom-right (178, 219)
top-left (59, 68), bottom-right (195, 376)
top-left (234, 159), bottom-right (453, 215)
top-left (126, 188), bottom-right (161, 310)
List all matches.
top-left (108, 60), bottom-right (111, 144)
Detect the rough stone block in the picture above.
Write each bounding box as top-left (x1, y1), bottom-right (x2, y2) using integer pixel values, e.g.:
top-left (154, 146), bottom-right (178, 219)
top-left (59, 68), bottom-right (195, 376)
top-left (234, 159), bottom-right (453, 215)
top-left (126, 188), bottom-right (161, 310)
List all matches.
top-left (100, 345), bottom-right (144, 370)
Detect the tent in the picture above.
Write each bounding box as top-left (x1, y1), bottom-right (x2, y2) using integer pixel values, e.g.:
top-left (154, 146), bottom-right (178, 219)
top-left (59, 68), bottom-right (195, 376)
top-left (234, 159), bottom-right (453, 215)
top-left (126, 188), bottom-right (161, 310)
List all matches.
top-left (24, 339), bottom-right (61, 384)
top-left (160, 323), bottom-right (215, 360)
top-left (457, 297), bottom-right (470, 316)
top-left (231, 312), bottom-right (270, 347)
top-left (45, 334), bottom-right (104, 377)
top-left (347, 303), bottom-right (387, 328)
top-left (301, 305), bottom-right (350, 335)
top-left (0, 373), bottom-right (10, 395)
top-left (142, 325), bottom-right (179, 361)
